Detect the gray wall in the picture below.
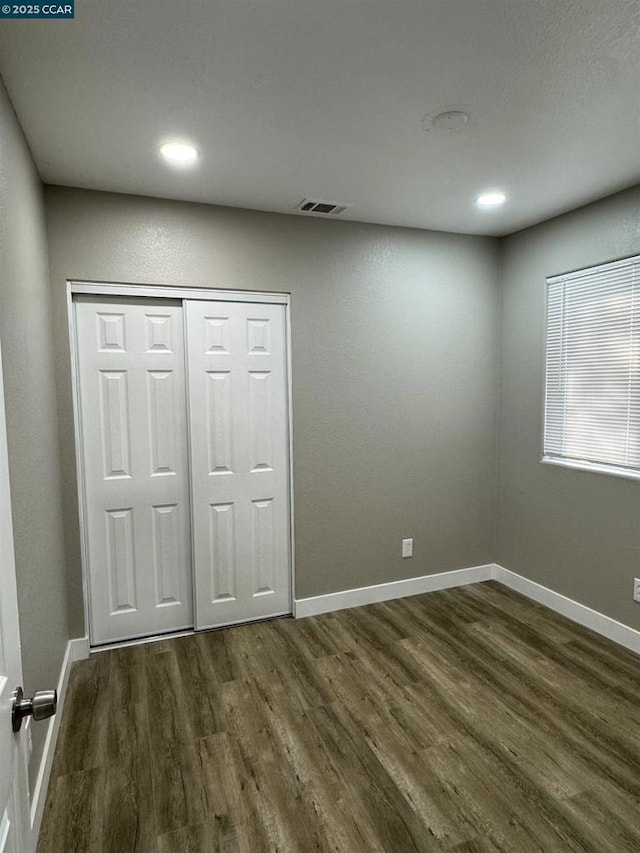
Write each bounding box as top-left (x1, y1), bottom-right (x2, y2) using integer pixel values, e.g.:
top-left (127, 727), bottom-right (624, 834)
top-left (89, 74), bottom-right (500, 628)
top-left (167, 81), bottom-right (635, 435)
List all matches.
top-left (497, 185), bottom-right (640, 630)
top-left (0, 80), bottom-right (69, 784)
top-left (44, 186), bottom-right (500, 637)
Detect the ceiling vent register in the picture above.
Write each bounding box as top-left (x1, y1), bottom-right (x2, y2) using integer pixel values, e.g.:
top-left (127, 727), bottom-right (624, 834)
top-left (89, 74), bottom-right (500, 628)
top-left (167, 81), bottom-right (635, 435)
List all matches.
top-left (296, 198), bottom-right (352, 215)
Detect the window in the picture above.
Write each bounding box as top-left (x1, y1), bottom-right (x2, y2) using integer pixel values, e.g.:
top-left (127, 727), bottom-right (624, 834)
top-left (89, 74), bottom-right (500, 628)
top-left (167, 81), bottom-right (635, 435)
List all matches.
top-left (543, 254), bottom-right (640, 479)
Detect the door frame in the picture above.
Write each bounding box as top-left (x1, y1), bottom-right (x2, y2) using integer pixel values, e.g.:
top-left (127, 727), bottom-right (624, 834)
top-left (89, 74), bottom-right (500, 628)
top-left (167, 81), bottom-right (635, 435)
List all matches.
top-left (67, 280), bottom-right (296, 647)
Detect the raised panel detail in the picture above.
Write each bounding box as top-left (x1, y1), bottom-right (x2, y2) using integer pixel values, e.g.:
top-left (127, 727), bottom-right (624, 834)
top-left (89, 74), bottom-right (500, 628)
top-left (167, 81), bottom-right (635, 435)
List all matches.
top-left (206, 371), bottom-right (233, 474)
top-left (97, 312), bottom-right (126, 352)
top-left (147, 371), bottom-right (177, 476)
top-left (247, 318), bottom-right (271, 355)
top-left (249, 371), bottom-right (272, 472)
top-left (209, 503), bottom-right (236, 601)
top-left (145, 313), bottom-right (173, 352)
top-left (252, 499), bottom-right (275, 596)
top-left (99, 371), bottom-right (131, 478)
top-left (205, 317), bottom-right (230, 353)
top-left (152, 504), bottom-right (181, 606)
top-left (106, 508), bottom-right (137, 613)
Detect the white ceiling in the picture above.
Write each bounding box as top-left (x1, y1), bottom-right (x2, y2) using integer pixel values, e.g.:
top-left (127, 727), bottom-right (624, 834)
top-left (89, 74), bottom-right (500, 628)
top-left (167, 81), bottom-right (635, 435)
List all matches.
top-left (1, 0), bottom-right (638, 236)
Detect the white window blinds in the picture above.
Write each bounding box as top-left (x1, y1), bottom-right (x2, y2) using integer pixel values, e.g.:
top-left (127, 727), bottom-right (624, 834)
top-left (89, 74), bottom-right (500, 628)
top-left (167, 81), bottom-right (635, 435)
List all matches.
top-left (544, 254), bottom-right (640, 476)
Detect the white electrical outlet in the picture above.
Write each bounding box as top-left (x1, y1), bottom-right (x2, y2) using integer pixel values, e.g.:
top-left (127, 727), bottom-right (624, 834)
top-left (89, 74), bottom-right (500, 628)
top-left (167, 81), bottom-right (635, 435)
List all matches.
top-left (402, 538), bottom-right (413, 558)
top-left (634, 578), bottom-right (640, 603)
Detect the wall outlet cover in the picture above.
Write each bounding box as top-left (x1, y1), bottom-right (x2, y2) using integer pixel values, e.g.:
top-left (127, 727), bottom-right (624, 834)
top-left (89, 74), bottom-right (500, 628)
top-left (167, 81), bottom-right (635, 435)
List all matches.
top-left (634, 578), bottom-right (640, 603)
top-left (402, 538), bottom-right (413, 558)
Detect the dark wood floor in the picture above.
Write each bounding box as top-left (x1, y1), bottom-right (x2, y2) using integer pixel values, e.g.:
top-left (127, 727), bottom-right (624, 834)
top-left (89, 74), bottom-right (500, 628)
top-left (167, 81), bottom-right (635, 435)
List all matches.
top-left (37, 581), bottom-right (640, 852)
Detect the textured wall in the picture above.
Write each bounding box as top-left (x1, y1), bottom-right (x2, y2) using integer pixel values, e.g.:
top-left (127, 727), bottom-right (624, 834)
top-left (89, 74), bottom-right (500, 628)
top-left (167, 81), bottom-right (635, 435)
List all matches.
top-left (497, 185), bottom-right (640, 629)
top-left (0, 80), bottom-right (69, 785)
top-left (44, 186), bottom-right (500, 637)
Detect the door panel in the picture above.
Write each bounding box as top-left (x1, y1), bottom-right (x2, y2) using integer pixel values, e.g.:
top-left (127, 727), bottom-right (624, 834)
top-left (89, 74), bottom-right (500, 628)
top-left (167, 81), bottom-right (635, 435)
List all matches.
top-left (186, 301), bottom-right (291, 629)
top-left (0, 341), bottom-right (31, 853)
top-left (75, 298), bottom-right (193, 644)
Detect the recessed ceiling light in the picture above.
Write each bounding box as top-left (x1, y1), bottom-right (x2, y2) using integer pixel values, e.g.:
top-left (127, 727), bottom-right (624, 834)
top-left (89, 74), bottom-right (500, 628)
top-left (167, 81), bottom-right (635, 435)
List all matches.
top-left (160, 142), bottom-right (199, 166)
top-left (475, 191), bottom-right (507, 208)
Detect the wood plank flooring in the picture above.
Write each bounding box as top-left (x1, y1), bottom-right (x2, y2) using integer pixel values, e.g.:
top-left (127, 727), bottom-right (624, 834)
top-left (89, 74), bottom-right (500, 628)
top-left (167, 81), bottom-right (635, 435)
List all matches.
top-left (37, 582), bottom-right (640, 852)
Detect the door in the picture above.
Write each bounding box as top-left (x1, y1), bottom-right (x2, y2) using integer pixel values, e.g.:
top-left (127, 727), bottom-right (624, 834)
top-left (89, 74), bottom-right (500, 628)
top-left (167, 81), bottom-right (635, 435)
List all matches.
top-left (186, 300), bottom-right (292, 629)
top-left (75, 298), bottom-right (193, 644)
top-left (0, 342), bottom-right (31, 853)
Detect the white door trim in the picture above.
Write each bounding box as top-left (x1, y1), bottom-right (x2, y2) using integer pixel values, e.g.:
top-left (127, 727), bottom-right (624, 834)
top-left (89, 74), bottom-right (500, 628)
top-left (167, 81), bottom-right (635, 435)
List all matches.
top-left (67, 282), bottom-right (295, 646)
top-left (69, 281), bottom-right (290, 305)
top-left (67, 286), bottom-right (93, 647)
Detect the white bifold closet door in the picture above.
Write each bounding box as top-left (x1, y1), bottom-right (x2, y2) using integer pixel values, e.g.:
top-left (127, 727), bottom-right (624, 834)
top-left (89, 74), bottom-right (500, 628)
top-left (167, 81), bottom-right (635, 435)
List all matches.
top-left (186, 301), bottom-right (291, 630)
top-left (75, 298), bottom-right (193, 644)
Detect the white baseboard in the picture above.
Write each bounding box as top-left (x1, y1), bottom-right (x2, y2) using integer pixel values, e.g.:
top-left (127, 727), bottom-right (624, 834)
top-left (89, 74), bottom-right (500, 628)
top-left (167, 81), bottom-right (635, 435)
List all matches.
top-left (494, 565), bottom-right (640, 655)
top-left (294, 562), bottom-right (640, 656)
top-left (30, 637), bottom-right (90, 840)
top-left (294, 564), bottom-right (495, 618)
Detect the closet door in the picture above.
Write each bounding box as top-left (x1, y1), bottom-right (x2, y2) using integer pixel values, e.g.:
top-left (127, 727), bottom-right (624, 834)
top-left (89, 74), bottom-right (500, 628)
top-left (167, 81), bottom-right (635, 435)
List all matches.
top-left (75, 298), bottom-right (193, 644)
top-left (186, 300), bottom-right (291, 629)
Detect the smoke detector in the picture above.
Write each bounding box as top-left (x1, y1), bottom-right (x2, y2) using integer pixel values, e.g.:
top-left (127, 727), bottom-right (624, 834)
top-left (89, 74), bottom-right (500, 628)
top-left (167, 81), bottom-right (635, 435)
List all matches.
top-left (422, 106), bottom-right (473, 135)
top-left (295, 198), bottom-right (352, 216)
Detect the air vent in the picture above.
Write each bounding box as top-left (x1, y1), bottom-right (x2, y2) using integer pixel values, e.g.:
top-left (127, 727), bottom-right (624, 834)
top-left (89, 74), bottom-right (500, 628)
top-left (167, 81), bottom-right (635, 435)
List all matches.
top-left (295, 198), bottom-right (352, 216)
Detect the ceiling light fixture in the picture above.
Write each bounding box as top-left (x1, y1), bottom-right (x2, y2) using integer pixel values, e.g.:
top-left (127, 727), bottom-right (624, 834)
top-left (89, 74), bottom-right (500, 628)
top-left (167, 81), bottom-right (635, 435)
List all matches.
top-left (159, 141), bottom-right (199, 166)
top-left (475, 191), bottom-right (507, 208)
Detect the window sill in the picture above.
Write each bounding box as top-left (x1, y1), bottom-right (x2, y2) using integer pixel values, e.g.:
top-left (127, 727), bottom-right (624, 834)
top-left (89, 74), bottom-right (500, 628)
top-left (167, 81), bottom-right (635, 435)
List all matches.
top-left (541, 456), bottom-right (640, 482)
